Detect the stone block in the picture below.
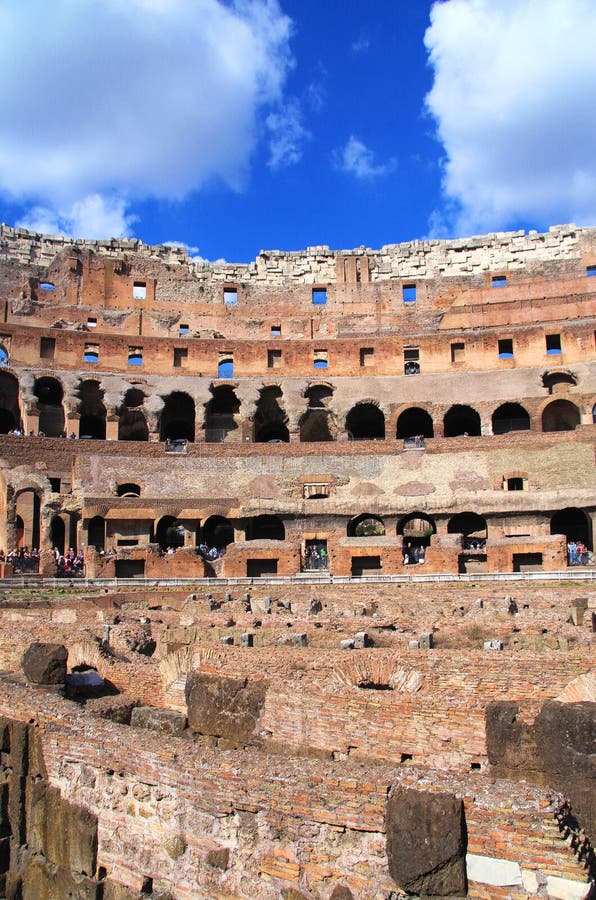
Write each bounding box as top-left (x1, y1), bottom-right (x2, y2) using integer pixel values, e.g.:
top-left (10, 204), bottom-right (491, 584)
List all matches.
top-left (205, 846), bottom-right (230, 869)
top-left (130, 707), bottom-right (187, 736)
top-left (27, 780), bottom-right (97, 877)
top-left (408, 640), bottom-right (420, 650)
top-left (21, 643), bottom-right (67, 684)
top-left (185, 672), bottom-right (267, 745)
top-left (340, 639), bottom-right (354, 650)
top-left (546, 875), bottom-right (591, 900)
top-left (239, 632), bottom-right (253, 647)
top-left (466, 853), bottom-right (522, 887)
top-left (418, 632), bottom-right (433, 649)
top-left (220, 635), bottom-right (234, 645)
top-left (353, 631), bottom-right (370, 649)
top-left (386, 787), bottom-right (467, 895)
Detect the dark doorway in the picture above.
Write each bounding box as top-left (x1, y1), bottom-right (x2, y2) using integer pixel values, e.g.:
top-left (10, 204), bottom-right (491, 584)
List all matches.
top-left (346, 403), bottom-right (385, 440)
top-left (205, 385), bottom-right (240, 443)
top-left (35, 377), bottom-right (65, 436)
top-left (78, 380), bottom-right (106, 439)
top-left (542, 400), bottom-right (581, 432)
top-left (249, 515), bottom-right (285, 540)
top-left (444, 404), bottom-right (481, 437)
top-left (492, 402), bottom-right (530, 435)
top-left (396, 407), bottom-right (434, 439)
top-left (160, 392), bottom-right (195, 442)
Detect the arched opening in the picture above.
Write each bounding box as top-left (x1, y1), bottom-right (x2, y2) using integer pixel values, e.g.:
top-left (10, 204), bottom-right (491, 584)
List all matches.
top-left (300, 409), bottom-right (333, 442)
top-left (34, 377), bottom-right (65, 436)
top-left (254, 386), bottom-right (289, 443)
top-left (542, 399), bottom-right (581, 432)
top-left (347, 514), bottom-right (386, 537)
top-left (15, 490), bottom-right (41, 548)
top-left (249, 515), bottom-right (285, 541)
top-left (551, 508), bottom-right (593, 560)
top-left (491, 402), bottom-right (530, 435)
top-left (0, 372), bottom-right (20, 433)
top-left (88, 516), bottom-right (106, 551)
top-left (346, 403), bottom-right (385, 440)
top-left (448, 512), bottom-right (487, 549)
top-left (217, 357), bottom-right (234, 379)
top-left (118, 389), bottom-right (148, 441)
top-left (443, 404), bottom-right (481, 437)
top-left (397, 513), bottom-right (436, 564)
top-left (50, 516), bottom-right (65, 555)
top-left (155, 516), bottom-right (185, 550)
top-left (542, 369), bottom-right (577, 393)
top-left (117, 483), bottom-right (141, 498)
top-left (205, 385), bottom-right (240, 443)
top-left (160, 392), bottom-right (195, 442)
top-left (396, 407), bottom-right (434, 439)
top-left (78, 380), bottom-right (106, 439)
top-left (66, 666), bottom-right (119, 702)
top-left (202, 516), bottom-right (234, 550)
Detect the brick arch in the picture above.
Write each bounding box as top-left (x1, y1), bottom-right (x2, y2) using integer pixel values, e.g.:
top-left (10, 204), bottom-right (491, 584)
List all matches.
top-left (67, 641), bottom-right (111, 677)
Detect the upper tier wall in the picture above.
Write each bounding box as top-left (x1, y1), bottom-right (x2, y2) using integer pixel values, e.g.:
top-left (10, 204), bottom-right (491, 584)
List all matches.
top-left (2, 222), bottom-right (596, 285)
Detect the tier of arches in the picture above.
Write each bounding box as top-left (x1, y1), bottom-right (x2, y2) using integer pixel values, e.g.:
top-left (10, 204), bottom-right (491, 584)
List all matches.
top-left (0, 372), bottom-right (593, 442)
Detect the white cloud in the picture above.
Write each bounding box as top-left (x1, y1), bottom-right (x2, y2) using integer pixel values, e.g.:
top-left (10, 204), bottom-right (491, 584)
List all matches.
top-left (425, 0), bottom-right (596, 235)
top-left (0, 0), bottom-right (293, 236)
top-left (335, 136), bottom-right (396, 179)
top-left (266, 100), bottom-right (310, 169)
top-left (17, 195), bottom-right (136, 239)
top-left (351, 35), bottom-right (370, 54)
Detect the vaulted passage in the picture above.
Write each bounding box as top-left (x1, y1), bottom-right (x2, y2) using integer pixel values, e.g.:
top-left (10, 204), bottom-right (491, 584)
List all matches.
top-left (492, 402), bottom-right (530, 434)
top-left (205, 385), bottom-right (240, 443)
top-left (444, 404), bottom-right (481, 437)
top-left (248, 515), bottom-right (285, 541)
top-left (347, 514), bottom-right (385, 537)
top-left (254, 386), bottom-right (289, 443)
top-left (160, 392), bottom-right (195, 442)
top-left (346, 403), bottom-right (385, 440)
top-left (78, 380), bottom-right (106, 439)
top-left (118, 388), bottom-right (148, 441)
top-left (0, 372), bottom-right (20, 433)
top-left (542, 399), bottom-right (581, 432)
top-left (551, 507), bottom-right (592, 551)
top-left (34, 376), bottom-right (65, 436)
top-left (396, 407), bottom-right (434, 439)
top-left (202, 516), bottom-right (234, 550)
top-left (155, 516), bottom-right (184, 550)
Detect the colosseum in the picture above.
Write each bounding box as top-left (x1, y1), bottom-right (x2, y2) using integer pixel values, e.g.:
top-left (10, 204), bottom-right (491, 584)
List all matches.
top-left (0, 221), bottom-right (593, 899)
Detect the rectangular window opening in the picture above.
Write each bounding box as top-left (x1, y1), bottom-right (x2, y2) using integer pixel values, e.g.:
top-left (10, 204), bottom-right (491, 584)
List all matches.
top-left (173, 347), bottom-right (188, 368)
top-left (223, 287), bottom-right (238, 306)
top-left (128, 347), bottom-right (143, 366)
top-left (84, 344), bottom-right (99, 364)
top-left (506, 477), bottom-right (524, 491)
top-left (218, 353), bottom-right (234, 378)
top-left (312, 288), bottom-right (327, 306)
top-left (40, 337), bottom-right (55, 360)
top-left (87, 317), bottom-right (97, 328)
top-left (402, 284), bottom-right (417, 303)
top-left (271, 324), bottom-right (281, 336)
top-left (546, 333), bottom-right (561, 355)
top-left (179, 323), bottom-right (189, 336)
top-left (451, 341), bottom-right (465, 363)
top-left (586, 265), bottom-right (596, 276)
top-left (267, 349), bottom-right (282, 369)
top-left (49, 478), bottom-right (61, 493)
top-left (360, 347), bottom-right (374, 367)
top-left (313, 349), bottom-right (328, 369)
top-left (492, 275), bottom-right (507, 287)
top-left (404, 347), bottom-right (420, 375)
top-left (39, 282), bottom-right (55, 292)
top-left (498, 338), bottom-right (514, 359)
top-left (133, 281), bottom-right (147, 300)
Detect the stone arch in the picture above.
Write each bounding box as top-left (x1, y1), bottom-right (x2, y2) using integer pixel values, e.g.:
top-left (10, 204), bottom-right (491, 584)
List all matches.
top-left (34, 376), bottom-right (65, 436)
top-left (155, 516), bottom-right (185, 550)
top-left (0, 371), bottom-right (21, 433)
top-left (443, 404), bottom-right (481, 437)
top-left (249, 514), bottom-right (285, 540)
top-left (205, 384), bottom-right (240, 443)
top-left (346, 402), bottom-right (385, 440)
top-left (396, 407), bottom-right (434, 439)
top-left (254, 385), bottom-right (289, 443)
top-left (550, 507), bottom-right (592, 551)
top-left (160, 392), bottom-right (195, 442)
top-left (541, 399), bottom-right (581, 432)
top-left (67, 641), bottom-right (109, 676)
top-left (78, 379), bottom-right (106, 439)
top-left (202, 515), bottom-right (234, 550)
top-left (347, 514), bottom-right (386, 537)
top-left (117, 483), bottom-right (141, 498)
top-left (448, 512), bottom-right (487, 540)
top-left (118, 387), bottom-right (148, 441)
top-left (491, 402), bottom-right (530, 435)
top-left (15, 489), bottom-right (41, 548)
top-left (397, 513), bottom-right (436, 547)
top-left (87, 516), bottom-right (106, 551)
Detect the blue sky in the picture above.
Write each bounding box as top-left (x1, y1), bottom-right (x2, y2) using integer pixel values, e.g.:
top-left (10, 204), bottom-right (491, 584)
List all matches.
top-left (1, 0), bottom-right (595, 262)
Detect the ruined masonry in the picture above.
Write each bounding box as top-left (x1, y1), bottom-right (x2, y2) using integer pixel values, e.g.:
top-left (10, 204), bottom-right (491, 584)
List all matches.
top-left (0, 223), bottom-right (593, 898)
